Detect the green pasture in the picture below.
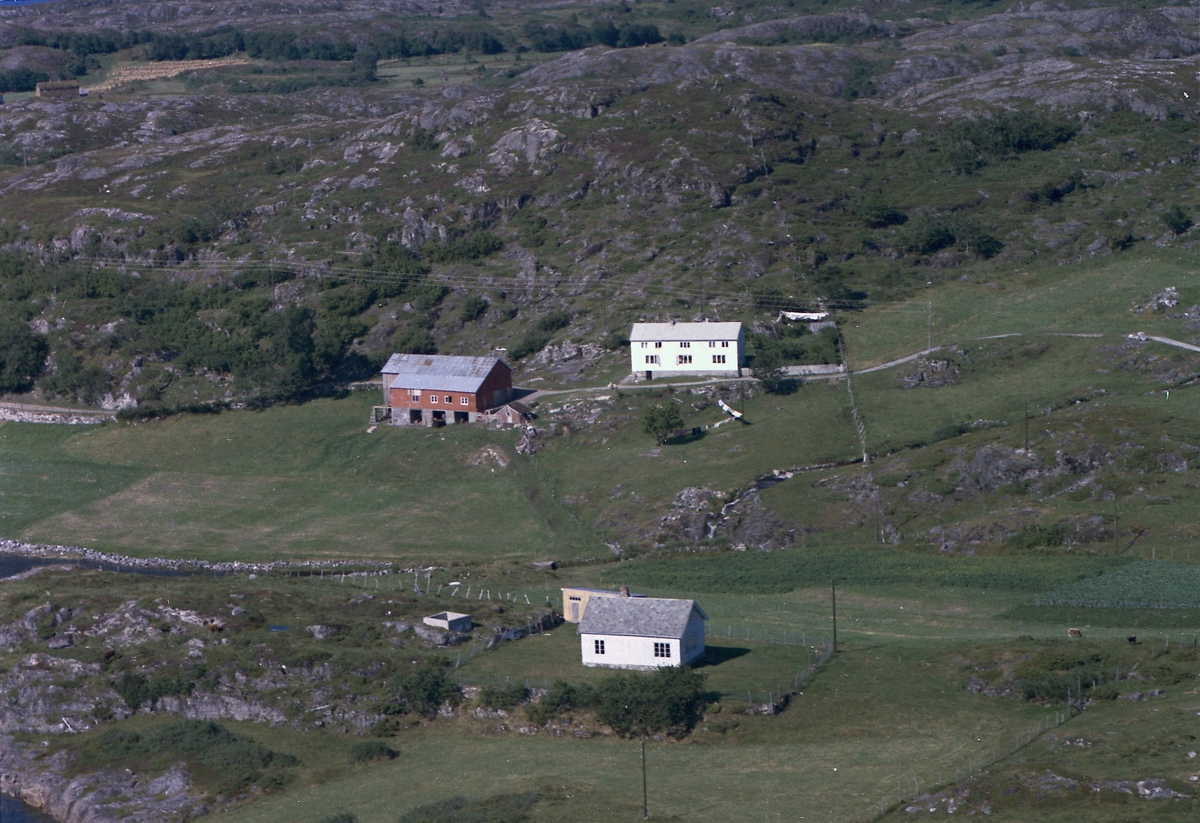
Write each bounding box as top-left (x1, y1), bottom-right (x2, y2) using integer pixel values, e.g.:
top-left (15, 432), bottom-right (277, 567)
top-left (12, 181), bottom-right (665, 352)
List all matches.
top-left (843, 248), bottom-right (1200, 369)
top-left (2, 395), bottom-right (598, 562)
top-left (206, 552), bottom-right (1200, 823)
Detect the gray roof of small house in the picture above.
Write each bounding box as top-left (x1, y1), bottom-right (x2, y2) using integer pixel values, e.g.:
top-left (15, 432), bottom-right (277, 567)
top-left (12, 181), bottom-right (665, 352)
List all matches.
top-left (577, 596), bottom-right (706, 639)
top-left (382, 354), bottom-right (507, 394)
top-left (629, 321), bottom-right (742, 342)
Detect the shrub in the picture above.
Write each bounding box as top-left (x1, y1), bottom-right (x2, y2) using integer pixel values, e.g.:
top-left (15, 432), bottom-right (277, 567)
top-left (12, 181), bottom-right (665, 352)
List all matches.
top-left (478, 683), bottom-right (529, 710)
top-left (508, 330), bottom-right (551, 360)
top-left (525, 680), bottom-right (591, 725)
top-left (348, 740), bottom-right (398, 763)
top-left (88, 720), bottom-right (296, 795)
top-left (386, 660), bottom-right (461, 718)
top-left (113, 671), bottom-right (195, 710)
top-left (1005, 523), bottom-right (1071, 549)
top-left (1162, 204), bottom-right (1193, 235)
top-left (533, 309), bottom-right (570, 334)
top-left (422, 232), bottom-right (504, 263)
top-left (853, 197), bottom-right (907, 228)
top-left (317, 815), bottom-right (358, 823)
top-left (459, 294), bottom-right (489, 322)
top-left (593, 666), bottom-right (708, 738)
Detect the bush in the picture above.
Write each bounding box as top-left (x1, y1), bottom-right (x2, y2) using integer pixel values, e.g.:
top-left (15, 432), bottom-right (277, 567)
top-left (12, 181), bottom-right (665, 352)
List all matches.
top-left (317, 814), bottom-right (358, 823)
top-left (422, 232), bottom-right (504, 264)
top-left (533, 309), bottom-right (570, 334)
top-left (88, 720), bottom-right (296, 794)
top-left (477, 683), bottom-right (528, 711)
top-left (1162, 204), bottom-right (1193, 235)
top-left (525, 680), bottom-right (591, 725)
top-left (113, 671), bottom-right (195, 710)
top-left (348, 740), bottom-right (398, 763)
top-left (385, 660), bottom-right (460, 718)
top-left (853, 197), bottom-right (907, 228)
top-left (750, 344), bottom-right (795, 395)
top-left (593, 666), bottom-right (708, 738)
top-left (0, 315), bottom-right (47, 393)
top-left (459, 294), bottom-right (489, 322)
top-left (508, 330), bottom-right (551, 360)
top-left (1005, 523), bottom-right (1070, 550)
top-left (946, 110), bottom-right (1078, 162)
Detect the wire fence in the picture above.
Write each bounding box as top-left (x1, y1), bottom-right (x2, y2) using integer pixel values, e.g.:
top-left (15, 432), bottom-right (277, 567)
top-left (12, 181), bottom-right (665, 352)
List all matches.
top-left (857, 708), bottom-right (1076, 822)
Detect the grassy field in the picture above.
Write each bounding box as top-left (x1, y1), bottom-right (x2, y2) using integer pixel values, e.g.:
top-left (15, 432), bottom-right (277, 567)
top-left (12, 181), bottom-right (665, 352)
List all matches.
top-left (1, 394), bottom-right (607, 562)
top-left (192, 553), bottom-right (1200, 823)
top-left (843, 248), bottom-right (1200, 369)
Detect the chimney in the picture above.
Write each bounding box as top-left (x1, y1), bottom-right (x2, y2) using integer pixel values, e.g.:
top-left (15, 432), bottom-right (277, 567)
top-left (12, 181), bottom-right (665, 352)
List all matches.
top-left (619, 586), bottom-right (630, 597)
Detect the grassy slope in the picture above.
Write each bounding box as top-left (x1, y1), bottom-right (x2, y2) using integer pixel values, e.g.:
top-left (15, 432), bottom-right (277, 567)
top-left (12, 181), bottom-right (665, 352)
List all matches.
top-left (4, 395), bottom-right (597, 562)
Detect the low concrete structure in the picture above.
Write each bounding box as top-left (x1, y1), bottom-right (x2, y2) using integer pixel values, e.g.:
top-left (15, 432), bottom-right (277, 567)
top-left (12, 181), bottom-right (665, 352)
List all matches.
top-left (423, 611), bottom-right (473, 633)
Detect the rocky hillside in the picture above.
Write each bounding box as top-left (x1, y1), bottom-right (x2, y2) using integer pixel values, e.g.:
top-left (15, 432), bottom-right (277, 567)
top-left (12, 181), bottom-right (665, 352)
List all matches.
top-left (0, 2), bottom-right (1195, 410)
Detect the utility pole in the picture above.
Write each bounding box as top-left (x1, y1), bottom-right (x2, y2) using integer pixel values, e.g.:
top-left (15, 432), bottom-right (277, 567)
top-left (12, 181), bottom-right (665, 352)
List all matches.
top-left (641, 740), bottom-right (649, 819)
top-left (831, 579), bottom-right (838, 653)
top-left (1113, 498), bottom-right (1118, 556)
top-left (1024, 401), bottom-right (1030, 452)
top-left (927, 301), bottom-right (932, 352)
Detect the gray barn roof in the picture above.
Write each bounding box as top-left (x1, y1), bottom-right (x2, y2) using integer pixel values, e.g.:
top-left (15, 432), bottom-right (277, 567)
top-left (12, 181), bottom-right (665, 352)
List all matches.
top-left (577, 596), bottom-right (706, 639)
top-left (382, 354), bottom-right (507, 393)
top-left (629, 321), bottom-right (742, 342)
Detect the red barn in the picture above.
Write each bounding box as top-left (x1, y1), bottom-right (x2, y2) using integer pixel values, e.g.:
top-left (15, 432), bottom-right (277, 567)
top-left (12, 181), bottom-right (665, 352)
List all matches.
top-left (381, 354), bottom-right (513, 426)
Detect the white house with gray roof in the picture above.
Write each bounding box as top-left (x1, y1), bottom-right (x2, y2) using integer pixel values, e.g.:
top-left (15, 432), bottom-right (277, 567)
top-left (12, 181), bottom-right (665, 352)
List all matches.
top-left (577, 594), bottom-right (707, 670)
top-left (629, 321), bottom-right (744, 379)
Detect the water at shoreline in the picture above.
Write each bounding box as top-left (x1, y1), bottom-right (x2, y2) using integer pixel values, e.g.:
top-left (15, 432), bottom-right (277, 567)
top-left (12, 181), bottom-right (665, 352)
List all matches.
top-left (0, 553), bottom-right (192, 580)
top-left (1, 793), bottom-right (57, 823)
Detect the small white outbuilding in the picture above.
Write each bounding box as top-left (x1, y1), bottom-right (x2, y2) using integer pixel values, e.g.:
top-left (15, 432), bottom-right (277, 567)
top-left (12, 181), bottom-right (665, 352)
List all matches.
top-left (629, 320), bottom-right (744, 378)
top-left (577, 594), bottom-right (707, 670)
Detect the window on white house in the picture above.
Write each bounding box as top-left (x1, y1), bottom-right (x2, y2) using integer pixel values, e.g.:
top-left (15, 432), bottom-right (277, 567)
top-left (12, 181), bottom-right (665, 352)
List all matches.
top-left (460, 397), bottom-right (469, 405)
top-left (713, 354), bottom-right (726, 364)
top-left (680, 341), bottom-right (690, 348)
top-left (677, 355), bottom-right (692, 365)
top-left (655, 341), bottom-right (662, 348)
top-left (595, 639), bottom-right (606, 655)
top-left (709, 341), bottom-right (716, 347)
top-left (722, 341), bottom-right (730, 347)
top-left (654, 642), bottom-right (671, 658)
top-left (646, 355), bottom-right (659, 365)
top-left (640, 341), bottom-right (648, 348)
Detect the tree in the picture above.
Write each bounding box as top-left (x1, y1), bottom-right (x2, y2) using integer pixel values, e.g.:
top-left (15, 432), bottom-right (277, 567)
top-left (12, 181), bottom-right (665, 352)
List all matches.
top-left (0, 316), bottom-right (47, 394)
top-left (751, 344), bottom-right (794, 395)
top-left (641, 402), bottom-right (683, 445)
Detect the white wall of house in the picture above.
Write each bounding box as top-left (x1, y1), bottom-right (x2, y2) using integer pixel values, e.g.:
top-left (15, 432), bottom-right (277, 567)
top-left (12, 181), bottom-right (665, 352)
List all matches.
top-left (629, 323), bottom-right (744, 377)
top-left (580, 613), bottom-right (706, 669)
